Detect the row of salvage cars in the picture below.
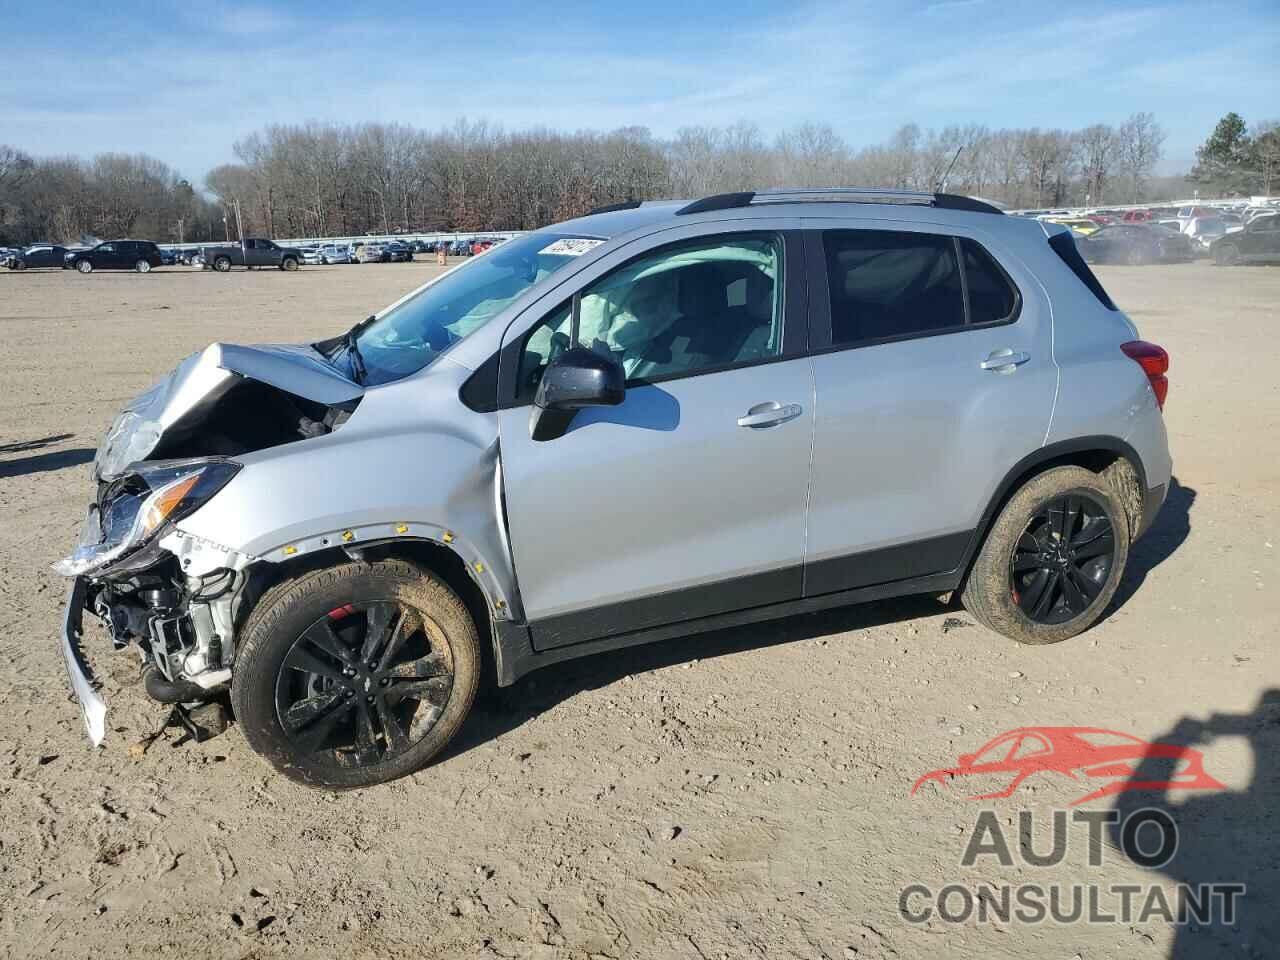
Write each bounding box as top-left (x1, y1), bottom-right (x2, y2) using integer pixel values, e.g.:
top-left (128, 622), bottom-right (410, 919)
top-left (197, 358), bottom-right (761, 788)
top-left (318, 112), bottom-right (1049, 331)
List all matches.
top-left (1027, 207), bottom-right (1280, 266)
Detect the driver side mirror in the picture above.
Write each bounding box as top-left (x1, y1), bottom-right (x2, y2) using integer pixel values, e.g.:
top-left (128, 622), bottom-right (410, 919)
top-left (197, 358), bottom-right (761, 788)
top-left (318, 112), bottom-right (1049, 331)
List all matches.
top-left (529, 346), bottom-right (624, 441)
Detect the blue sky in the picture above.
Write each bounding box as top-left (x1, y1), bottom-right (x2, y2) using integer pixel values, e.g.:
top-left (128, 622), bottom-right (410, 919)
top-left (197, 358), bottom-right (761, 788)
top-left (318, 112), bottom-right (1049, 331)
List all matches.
top-left (2, 0), bottom-right (1275, 185)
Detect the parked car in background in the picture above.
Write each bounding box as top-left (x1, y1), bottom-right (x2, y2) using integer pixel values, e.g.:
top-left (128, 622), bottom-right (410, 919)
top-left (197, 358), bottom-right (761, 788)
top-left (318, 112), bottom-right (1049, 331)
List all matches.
top-left (411, 239), bottom-right (432, 253)
top-left (1156, 219), bottom-right (1185, 234)
top-left (201, 238), bottom-right (302, 272)
top-left (1176, 205), bottom-right (1217, 220)
top-left (384, 240), bottom-right (413, 262)
top-left (351, 241), bottom-right (387, 263)
top-left (300, 246), bottom-right (324, 266)
top-left (318, 244), bottom-right (353, 264)
top-left (1183, 217), bottom-right (1228, 254)
top-left (1078, 224), bottom-right (1195, 264)
top-left (448, 238), bottom-right (472, 256)
top-left (1120, 210), bottom-right (1152, 223)
top-left (1210, 214), bottom-right (1280, 265)
top-left (470, 238), bottom-right (498, 255)
top-left (67, 240), bottom-right (164, 273)
top-left (159, 248), bottom-right (181, 266)
top-left (1044, 217), bottom-right (1101, 236)
top-left (55, 188), bottom-right (1172, 788)
top-left (8, 243), bottom-right (69, 270)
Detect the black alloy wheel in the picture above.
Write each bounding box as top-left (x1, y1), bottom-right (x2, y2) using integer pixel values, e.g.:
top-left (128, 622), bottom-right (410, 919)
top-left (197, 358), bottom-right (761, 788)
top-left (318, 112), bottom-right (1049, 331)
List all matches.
top-left (274, 600), bottom-right (454, 767)
top-left (1010, 495), bottom-right (1116, 625)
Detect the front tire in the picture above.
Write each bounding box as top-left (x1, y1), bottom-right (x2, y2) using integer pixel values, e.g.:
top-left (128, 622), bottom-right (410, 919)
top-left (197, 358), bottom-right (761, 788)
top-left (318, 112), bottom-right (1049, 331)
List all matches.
top-left (962, 466), bottom-right (1131, 645)
top-left (231, 560), bottom-right (481, 788)
top-left (281, 257), bottom-right (299, 271)
top-left (76, 259), bottom-right (93, 273)
top-left (214, 256), bottom-right (232, 272)
top-left (1214, 243), bottom-right (1240, 266)
top-left (135, 259), bottom-right (151, 273)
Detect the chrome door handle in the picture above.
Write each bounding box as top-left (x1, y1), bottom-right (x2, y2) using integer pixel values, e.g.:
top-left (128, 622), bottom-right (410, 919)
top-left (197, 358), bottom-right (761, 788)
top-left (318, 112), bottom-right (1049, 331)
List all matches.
top-left (738, 401), bottom-right (803, 428)
top-left (980, 349), bottom-right (1031, 371)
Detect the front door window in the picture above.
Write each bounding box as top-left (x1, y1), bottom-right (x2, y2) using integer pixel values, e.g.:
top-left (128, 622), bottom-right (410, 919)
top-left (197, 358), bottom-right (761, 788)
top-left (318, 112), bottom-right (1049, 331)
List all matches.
top-left (516, 235), bottom-right (783, 401)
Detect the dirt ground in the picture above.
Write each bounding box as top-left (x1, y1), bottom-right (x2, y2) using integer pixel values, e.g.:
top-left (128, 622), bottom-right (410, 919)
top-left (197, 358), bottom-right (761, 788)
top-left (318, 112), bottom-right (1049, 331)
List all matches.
top-left (0, 258), bottom-right (1276, 960)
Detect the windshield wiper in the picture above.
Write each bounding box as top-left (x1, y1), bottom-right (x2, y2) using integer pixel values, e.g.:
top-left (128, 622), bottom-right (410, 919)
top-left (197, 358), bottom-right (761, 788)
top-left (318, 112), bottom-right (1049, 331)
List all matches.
top-left (335, 315), bottom-right (374, 384)
top-left (344, 329), bottom-right (367, 385)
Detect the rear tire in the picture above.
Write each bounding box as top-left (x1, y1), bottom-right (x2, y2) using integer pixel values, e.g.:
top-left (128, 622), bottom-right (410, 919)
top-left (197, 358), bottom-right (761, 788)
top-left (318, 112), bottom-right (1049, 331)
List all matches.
top-left (232, 560), bottom-right (481, 789)
top-left (962, 466), bottom-right (1130, 645)
top-left (14, 259), bottom-right (26, 271)
top-left (134, 259), bottom-right (151, 273)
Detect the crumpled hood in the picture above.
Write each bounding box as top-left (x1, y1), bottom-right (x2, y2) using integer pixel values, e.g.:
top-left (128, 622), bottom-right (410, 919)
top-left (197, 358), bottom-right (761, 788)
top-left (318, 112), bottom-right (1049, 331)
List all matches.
top-left (93, 341), bottom-right (363, 480)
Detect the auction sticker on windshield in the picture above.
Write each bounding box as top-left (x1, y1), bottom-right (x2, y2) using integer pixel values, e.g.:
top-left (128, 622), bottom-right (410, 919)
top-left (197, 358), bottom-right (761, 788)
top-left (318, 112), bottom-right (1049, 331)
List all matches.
top-left (539, 238), bottom-right (606, 256)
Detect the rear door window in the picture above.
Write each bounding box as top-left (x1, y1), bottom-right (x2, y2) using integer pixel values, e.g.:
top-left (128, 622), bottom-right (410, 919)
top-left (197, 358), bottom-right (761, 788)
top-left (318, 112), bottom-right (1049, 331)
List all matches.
top-left (823, 230), bottom-right (965, 346)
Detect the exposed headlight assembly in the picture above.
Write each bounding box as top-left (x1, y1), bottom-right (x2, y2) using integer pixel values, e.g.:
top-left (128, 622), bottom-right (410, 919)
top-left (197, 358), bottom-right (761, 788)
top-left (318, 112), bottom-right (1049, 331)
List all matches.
top-left (53, 459), bottom-right (240, 578)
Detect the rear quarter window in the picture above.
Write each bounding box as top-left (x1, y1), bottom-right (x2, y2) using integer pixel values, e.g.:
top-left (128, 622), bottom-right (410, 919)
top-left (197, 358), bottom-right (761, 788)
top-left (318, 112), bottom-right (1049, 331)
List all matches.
top-left (959, 238), bottom-right (1019, 325)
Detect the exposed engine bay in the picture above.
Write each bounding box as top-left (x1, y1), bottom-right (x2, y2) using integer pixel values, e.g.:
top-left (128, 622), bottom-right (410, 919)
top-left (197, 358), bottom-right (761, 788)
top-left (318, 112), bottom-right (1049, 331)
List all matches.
top-left (56, 341), bottom-right (363, 730)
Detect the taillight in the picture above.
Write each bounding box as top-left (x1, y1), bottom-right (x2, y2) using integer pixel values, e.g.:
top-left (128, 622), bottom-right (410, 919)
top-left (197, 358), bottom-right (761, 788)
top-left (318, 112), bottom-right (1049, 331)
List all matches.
top-left (1121, 340), bottom-right (1169, 410)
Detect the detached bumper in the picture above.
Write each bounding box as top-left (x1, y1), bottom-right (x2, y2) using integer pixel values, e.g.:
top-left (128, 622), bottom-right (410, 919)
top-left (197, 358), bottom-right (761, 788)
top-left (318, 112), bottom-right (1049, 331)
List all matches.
top-left (60, 577), bottom-right (107, 746)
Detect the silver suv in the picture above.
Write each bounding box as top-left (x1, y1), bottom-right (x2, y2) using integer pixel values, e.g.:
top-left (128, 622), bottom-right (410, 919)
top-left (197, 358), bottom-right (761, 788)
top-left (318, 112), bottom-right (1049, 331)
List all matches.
top-left (56, 189), bottom-right (1172, 788)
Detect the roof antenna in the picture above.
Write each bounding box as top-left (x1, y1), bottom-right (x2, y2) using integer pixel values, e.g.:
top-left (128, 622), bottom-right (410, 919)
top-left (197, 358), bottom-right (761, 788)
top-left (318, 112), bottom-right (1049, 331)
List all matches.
top-left (939, 146), bottom-right (963, 192)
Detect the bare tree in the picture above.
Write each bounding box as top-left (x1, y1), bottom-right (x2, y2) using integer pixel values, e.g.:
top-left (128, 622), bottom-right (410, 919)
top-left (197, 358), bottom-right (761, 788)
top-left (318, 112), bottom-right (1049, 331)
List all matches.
top-left (1116, 112), bottom-right (1166, 202)
top-left (1076, 124), bottom-right (1119, 205)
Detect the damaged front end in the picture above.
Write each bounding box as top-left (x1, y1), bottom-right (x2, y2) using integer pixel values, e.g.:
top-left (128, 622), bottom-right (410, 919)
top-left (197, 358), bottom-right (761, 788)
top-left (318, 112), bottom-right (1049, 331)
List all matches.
top-left (56, 341), bottom-right (363, 745)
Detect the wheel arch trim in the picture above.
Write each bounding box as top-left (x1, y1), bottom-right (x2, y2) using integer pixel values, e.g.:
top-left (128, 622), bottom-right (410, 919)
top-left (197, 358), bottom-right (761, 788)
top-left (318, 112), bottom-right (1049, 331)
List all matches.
top-left (256, 523), bottom-right (517, 622)
top-left (960, 435), bottom-right (1147, 577)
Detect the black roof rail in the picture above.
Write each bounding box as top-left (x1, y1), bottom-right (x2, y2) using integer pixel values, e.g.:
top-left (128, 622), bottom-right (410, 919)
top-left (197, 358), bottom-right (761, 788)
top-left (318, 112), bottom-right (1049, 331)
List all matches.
top-left (674, 187), bottom-right (1004, 216)
top-left (933, 193), bottom-right (1005, 214)
top-left (587, 199), bottom-right (643, 216)
top-left (675, 192), bottom-right (755, 215)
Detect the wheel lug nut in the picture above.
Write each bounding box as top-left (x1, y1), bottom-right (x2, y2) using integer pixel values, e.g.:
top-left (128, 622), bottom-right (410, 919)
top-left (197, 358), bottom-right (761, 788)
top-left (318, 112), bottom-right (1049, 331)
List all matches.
top-left (380, 678), bottom-right (390, 687)
top-left (366, 696), bottom-right (375, 703)
top-left (345, 690), bottom-right (354, 698)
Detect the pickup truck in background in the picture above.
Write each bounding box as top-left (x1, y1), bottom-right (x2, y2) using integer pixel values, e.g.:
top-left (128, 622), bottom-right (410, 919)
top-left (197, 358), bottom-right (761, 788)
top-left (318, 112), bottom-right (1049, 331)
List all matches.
top-left (200, 238), bottom-right (303, 272)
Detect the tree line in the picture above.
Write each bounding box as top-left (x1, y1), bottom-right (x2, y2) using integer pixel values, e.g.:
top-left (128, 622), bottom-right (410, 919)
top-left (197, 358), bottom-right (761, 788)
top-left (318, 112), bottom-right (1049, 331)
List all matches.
top-left (0, 111), bottom-right (1273, 246)
top-left (0, 147), bottom-right (222, 247)
top-left (203, 114), bottom-right (1175, 237)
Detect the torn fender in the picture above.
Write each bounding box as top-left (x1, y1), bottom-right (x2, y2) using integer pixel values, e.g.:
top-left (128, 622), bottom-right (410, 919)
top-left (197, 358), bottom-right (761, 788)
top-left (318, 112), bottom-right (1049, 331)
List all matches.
top-left (93, 341), bottom-right (362, 480)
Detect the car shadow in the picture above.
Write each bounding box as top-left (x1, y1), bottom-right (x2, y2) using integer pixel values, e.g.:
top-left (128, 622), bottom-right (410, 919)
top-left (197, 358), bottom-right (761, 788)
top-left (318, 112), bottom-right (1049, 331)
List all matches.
top-left (440, 592), bottom-right (945, 762)
top-left (1110, 475), bottom-right (1194, 612)
top-left (1110, 689), bottom-right (1279, 958)
top-left (0, 432), bottom-right (74, 454)
top-left (0, 447), bottom-right (94, 479)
